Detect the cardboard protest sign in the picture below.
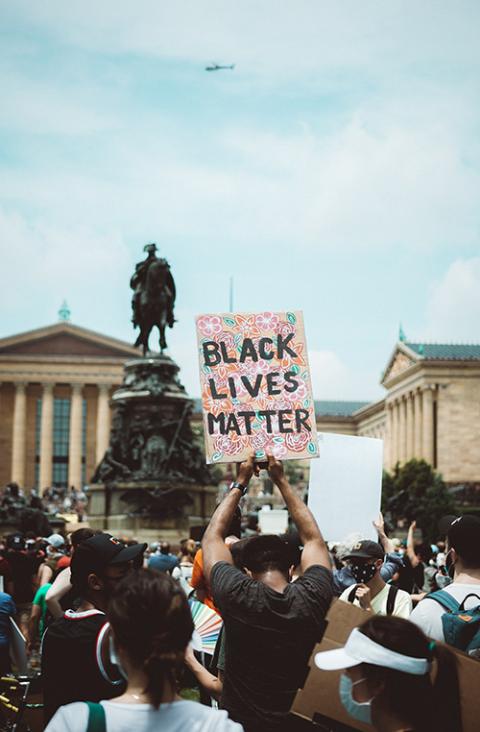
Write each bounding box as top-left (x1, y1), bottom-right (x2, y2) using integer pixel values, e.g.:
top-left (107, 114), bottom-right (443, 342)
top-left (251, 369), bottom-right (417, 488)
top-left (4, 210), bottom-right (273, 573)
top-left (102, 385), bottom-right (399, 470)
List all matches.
top-left (308, 433), bottom-right (383, 542)
top-left (292, 600), bottom-right (480, 732)
top-left (196, 311), bottom-right (318, 463)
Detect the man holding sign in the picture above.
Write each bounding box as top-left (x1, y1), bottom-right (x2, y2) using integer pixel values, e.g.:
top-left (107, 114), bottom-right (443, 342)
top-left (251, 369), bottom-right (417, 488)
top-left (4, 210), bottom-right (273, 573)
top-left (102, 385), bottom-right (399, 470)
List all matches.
top-left (196, 311), bottom-right (319, 464)
top-left (202, 454), bottom-right (333, 732)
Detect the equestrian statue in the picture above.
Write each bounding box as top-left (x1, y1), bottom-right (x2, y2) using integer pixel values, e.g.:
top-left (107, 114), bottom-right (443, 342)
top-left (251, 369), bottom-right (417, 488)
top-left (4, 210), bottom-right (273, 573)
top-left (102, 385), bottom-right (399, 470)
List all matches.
top-left (130, 243), bottom-right (176, 354)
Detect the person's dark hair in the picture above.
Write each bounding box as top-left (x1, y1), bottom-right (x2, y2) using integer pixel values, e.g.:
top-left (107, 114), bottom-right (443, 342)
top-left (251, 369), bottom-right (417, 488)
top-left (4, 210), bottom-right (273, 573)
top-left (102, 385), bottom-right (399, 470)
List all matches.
top-left (160, 542), bottom-right (170, 555)
top-left (109, 568), bottom-right (193, 708)
top-left (71, 528), bottom-right (96, 550)
top-left (414, 542), bottom-right (433, 563)
top-left (242, 534), bottom-right (291, 576)
top-left (359, 616), bottom-right (461, 732)
top-left (230, 537), bottom-right (251, 569)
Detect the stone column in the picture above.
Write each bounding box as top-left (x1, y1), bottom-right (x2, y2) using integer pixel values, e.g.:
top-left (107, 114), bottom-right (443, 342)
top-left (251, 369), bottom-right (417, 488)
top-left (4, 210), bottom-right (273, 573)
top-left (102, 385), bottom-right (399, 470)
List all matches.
top-left (96, 384), bottom-right (111, 464)
top-left (386, 403), bottom-right (394, 469)
top-left (390, 401), bottom-right (398, 466)
top-left (11, 382), bottom-right (27, 486)
top-left (68, 384), bottom-right (83, 489)
top-left (406, 393), bottom-right (414, 460)
top-left (39, 383), bottom-right (54, 490)
top-left (414, 389), bottom-right (423, 457)
top-left (422, 387), bottom-right (435, 465)
top-left (398, 396), bottom-right (407, 464)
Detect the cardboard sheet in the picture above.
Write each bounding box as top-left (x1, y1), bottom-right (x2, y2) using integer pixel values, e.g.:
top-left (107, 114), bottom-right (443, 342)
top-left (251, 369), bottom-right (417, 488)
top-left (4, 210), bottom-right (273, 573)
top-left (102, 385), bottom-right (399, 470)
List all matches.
top-left (292, 600), bottom-right (480, 732)
top-left (308, 432), bottom-right (383, 543)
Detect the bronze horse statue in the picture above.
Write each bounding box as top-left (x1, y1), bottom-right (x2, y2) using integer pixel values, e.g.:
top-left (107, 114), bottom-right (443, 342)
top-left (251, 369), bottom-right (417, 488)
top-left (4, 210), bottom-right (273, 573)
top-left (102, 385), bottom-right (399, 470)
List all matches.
top-left (132, 254), bottom-right (176, 355)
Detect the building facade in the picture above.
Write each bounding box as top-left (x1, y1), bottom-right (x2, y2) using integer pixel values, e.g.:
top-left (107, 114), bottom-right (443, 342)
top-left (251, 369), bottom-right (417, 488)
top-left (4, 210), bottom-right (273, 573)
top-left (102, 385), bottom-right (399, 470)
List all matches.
top-left (1, 322), bottom-right (479, 490)
top-left (0, 322), bottom-right (138, 490)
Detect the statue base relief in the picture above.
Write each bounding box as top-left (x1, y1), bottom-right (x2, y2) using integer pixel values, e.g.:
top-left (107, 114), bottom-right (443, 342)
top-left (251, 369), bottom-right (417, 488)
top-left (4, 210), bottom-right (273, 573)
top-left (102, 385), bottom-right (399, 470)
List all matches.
top-left (90, 352), bottom-right (217, 540)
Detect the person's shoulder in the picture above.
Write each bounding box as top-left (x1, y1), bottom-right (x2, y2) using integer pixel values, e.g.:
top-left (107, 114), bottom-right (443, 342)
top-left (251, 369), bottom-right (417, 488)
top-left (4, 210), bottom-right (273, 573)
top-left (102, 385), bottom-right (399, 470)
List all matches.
top-left (294, 565), bottom-right (333, 591)
top-left (44, 701), bottom-right (89, 732)
top-left (211, 561), bottom-right (244, 584)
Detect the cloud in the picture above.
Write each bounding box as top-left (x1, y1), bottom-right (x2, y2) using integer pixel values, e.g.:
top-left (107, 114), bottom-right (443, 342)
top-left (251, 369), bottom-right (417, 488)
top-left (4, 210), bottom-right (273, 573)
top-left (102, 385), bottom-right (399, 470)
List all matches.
top-left (424, 257), bottom-right (480, 342)
top-left (6, 1), bottom-right (480, 80)
top-left (308, 350), bottom-right (374, 401)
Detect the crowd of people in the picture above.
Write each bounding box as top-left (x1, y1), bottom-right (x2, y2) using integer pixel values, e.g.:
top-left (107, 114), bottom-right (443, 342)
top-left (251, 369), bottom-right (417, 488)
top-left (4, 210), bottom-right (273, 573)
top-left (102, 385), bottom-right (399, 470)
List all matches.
top-left (0, 455), bottom-right (478, 731)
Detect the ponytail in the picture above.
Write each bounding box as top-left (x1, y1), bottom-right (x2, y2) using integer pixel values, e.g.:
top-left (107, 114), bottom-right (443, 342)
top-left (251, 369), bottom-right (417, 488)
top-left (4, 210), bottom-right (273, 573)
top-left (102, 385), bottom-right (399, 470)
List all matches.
top-left (143, 649), bottom-right (184, 709)
top-left (431, 642), bottom-right (462, 732)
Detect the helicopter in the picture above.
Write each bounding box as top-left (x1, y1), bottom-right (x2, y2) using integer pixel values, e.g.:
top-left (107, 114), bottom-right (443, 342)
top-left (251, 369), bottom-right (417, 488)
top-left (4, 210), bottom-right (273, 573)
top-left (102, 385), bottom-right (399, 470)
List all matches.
top-left (205, 62), bottom-right (235, 72)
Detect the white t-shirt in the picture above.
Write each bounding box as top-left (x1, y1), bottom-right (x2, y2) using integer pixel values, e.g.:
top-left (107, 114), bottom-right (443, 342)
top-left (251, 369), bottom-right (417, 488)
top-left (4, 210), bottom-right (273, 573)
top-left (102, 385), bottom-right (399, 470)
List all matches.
top-left (338, 583), bottom-right (412, 618)
top-left (45, 699), bottom-right (243, 732)
top-left (410, 582), bottom-right (480, 641)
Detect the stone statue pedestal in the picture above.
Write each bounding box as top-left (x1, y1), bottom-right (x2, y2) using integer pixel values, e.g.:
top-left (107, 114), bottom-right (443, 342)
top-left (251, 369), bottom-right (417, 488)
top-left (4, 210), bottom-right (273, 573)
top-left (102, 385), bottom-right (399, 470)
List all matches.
top-left (90, 353), bottom-right (216, 541)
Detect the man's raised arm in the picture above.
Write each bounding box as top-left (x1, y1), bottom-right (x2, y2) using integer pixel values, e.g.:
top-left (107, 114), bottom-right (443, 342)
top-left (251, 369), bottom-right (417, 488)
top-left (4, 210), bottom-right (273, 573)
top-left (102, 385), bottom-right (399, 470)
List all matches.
top-left (267, 455), bottom-right (331, 572)
top-left (202, 454), bottom-right (255, 583)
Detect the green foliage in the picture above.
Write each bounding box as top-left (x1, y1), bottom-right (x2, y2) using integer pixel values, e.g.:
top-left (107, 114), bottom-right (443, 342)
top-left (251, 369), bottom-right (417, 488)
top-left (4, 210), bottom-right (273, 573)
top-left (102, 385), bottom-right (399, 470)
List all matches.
top-left (382, 459), bottom-right (456, 542)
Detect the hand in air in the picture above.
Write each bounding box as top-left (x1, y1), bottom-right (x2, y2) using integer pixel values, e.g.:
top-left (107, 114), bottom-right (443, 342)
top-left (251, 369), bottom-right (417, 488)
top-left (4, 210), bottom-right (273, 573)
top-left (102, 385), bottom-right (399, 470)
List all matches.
top-left (266, 454), bottom-right (285, 484)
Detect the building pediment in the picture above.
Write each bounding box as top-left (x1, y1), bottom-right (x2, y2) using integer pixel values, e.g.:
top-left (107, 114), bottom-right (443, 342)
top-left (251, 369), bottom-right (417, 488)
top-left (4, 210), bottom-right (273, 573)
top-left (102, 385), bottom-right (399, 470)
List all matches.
top-left (0, 323), bottom-right (139, 359)
top-left (382, 344), bottom-right (418, 385)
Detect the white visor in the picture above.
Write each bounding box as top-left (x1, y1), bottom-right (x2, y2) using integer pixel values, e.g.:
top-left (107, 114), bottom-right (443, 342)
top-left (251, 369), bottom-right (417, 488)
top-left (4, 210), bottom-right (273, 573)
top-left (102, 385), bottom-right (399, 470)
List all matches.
top-left (315, 627), bottom-right (430, 676)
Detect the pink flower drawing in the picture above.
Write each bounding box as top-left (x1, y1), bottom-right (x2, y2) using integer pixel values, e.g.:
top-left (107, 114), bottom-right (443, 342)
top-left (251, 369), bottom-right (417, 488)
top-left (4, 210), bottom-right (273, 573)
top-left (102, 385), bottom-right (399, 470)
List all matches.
top-left (197, 315), bottom-right (223, 338)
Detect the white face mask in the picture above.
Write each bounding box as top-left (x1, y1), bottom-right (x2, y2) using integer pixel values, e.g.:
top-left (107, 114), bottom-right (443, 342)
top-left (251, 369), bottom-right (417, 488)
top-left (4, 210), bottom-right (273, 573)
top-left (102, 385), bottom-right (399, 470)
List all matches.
top-left (339, 673), bottom-right (373, 725)
top-left (109, 636), bottom-right (128, 680)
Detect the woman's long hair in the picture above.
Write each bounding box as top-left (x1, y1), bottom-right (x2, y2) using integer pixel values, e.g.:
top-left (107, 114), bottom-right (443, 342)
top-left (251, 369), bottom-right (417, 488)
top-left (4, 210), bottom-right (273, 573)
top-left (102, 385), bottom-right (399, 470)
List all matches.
top-left (108, 568), bottom-right (194, 708)
top-left (359, 616), bottom-right (461, 732)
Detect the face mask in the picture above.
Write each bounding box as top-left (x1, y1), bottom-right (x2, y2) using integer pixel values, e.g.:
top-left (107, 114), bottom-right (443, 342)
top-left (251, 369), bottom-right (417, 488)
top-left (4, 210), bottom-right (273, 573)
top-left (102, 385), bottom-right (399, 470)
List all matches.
top-left (339, 673), bottom-right (373, 725)
top-left (350, 562), bottom-right (377, 584)
top-left (109, 635), bottom-right (128, 680)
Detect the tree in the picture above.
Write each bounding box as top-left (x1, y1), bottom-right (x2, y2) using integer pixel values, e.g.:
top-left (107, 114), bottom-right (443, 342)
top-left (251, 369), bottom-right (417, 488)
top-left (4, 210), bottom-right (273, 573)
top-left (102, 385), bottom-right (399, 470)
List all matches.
top-left (382, 459), bottom-right (456, 542)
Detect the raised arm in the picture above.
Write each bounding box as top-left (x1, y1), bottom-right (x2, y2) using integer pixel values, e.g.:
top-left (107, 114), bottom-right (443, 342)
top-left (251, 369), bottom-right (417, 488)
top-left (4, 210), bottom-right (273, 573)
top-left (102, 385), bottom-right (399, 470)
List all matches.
top-left (407, 520), bottom-right (421, 568)
top-left (202, 455), bottom-right (255, 583)
top-left (267, 456), bottom-right (331, 572)
top-left (373, 512), bottom-right (394, 554)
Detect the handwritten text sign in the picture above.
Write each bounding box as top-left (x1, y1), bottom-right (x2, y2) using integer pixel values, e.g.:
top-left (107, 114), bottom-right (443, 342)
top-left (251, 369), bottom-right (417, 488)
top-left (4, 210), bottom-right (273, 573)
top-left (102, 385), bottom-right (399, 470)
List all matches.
top-left (196, 311), bottom-right (319, 463)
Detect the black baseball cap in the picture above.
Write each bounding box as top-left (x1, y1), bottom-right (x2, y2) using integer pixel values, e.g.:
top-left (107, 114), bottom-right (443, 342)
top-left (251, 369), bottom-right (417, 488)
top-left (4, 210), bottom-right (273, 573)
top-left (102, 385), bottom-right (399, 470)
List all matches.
top-left (447, 516), bottom-right (480, 566)
top-left (71, 533), bottom-right (147, 581)
top-left (343, 540), bottom-right (384, 561)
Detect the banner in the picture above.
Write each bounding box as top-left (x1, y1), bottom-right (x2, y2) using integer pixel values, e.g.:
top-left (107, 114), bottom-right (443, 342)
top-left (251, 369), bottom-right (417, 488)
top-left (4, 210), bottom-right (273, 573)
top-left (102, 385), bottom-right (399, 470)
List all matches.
top-left (196, 310), bottom-right (319, 463)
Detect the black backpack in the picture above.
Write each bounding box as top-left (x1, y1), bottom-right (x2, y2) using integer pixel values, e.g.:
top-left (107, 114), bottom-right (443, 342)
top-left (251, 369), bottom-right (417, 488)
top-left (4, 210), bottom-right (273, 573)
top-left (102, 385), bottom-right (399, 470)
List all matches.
top-left (348, 584), bottom-right (398, 615)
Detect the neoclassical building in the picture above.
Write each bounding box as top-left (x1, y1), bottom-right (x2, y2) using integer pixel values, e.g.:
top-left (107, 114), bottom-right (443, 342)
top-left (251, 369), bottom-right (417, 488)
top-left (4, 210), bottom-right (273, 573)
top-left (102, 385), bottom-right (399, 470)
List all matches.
top-left (0, 321), bottom-right (138, 490)
top-left (1, 320), bottom-right (479, 490)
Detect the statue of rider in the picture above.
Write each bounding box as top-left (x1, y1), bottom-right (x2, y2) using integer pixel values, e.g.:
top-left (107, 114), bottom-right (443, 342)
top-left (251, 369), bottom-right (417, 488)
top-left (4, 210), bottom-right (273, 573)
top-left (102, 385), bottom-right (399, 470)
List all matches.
top-left (130, 243), bottom-right (176, 329)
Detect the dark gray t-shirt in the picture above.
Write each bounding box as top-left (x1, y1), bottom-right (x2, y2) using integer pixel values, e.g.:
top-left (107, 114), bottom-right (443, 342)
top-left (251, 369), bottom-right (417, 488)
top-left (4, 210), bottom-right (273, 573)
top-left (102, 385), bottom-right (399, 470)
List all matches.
top-left (211, 562), bottom-right (333, 731)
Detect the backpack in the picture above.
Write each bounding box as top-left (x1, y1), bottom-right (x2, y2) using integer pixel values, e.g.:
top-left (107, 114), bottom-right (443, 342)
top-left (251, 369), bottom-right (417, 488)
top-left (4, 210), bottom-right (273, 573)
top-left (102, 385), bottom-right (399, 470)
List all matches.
top-left (426, 590), bottom-right (480, 654)
top-left (347, 584), bottom-right (398, 615)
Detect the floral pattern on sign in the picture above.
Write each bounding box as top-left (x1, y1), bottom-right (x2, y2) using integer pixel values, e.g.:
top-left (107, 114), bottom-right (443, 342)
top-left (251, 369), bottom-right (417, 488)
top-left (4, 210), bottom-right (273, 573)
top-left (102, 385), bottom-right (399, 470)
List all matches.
top-left (196, 310), bottom-right (318, 463)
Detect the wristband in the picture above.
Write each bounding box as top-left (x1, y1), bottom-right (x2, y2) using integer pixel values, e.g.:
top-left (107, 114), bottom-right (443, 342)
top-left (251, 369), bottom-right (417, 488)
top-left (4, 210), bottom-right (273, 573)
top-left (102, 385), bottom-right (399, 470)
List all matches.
top-left (229, 481), bottom-right (249, 496)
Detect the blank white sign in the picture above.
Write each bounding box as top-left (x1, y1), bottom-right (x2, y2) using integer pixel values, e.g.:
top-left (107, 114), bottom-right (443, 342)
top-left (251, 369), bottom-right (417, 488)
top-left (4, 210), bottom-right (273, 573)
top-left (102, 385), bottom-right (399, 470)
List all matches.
top-left (308, 432), bottom-right (383, 543)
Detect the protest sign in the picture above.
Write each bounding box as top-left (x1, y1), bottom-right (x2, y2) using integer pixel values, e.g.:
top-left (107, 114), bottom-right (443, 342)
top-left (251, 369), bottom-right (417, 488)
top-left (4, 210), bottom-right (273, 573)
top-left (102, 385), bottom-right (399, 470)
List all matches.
top-left (196, 310), bottom-right (318, 463)
top-left (258, 508), bottom-right (289, 535)
top-left (308, 432), bottom-right (383, 542)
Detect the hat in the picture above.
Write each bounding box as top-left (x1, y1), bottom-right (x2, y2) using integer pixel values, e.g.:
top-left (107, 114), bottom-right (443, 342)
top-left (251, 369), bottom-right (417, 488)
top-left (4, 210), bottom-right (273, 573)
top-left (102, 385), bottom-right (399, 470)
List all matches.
top-left (47, 534), bottom-right (65, 549)
top-left (447, 515), bottom-right (480, 566)
top-left (343, 540), bottom-right (384, 561)
top-left (315, 627), bottom-right (430, 676)
top-left (80, 533), bottom-right (146, 568)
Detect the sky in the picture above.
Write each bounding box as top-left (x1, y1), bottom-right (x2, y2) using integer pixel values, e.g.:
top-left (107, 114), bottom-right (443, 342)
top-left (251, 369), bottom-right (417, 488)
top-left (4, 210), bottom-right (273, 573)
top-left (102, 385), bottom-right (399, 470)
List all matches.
top-left (1, 1), bottom-right (480, 401)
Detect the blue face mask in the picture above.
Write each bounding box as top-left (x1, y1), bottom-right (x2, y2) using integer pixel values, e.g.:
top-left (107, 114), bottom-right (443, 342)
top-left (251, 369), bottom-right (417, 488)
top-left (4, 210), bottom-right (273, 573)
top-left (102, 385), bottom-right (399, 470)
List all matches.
top-left (339, 673), bottom-right (373, 725)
